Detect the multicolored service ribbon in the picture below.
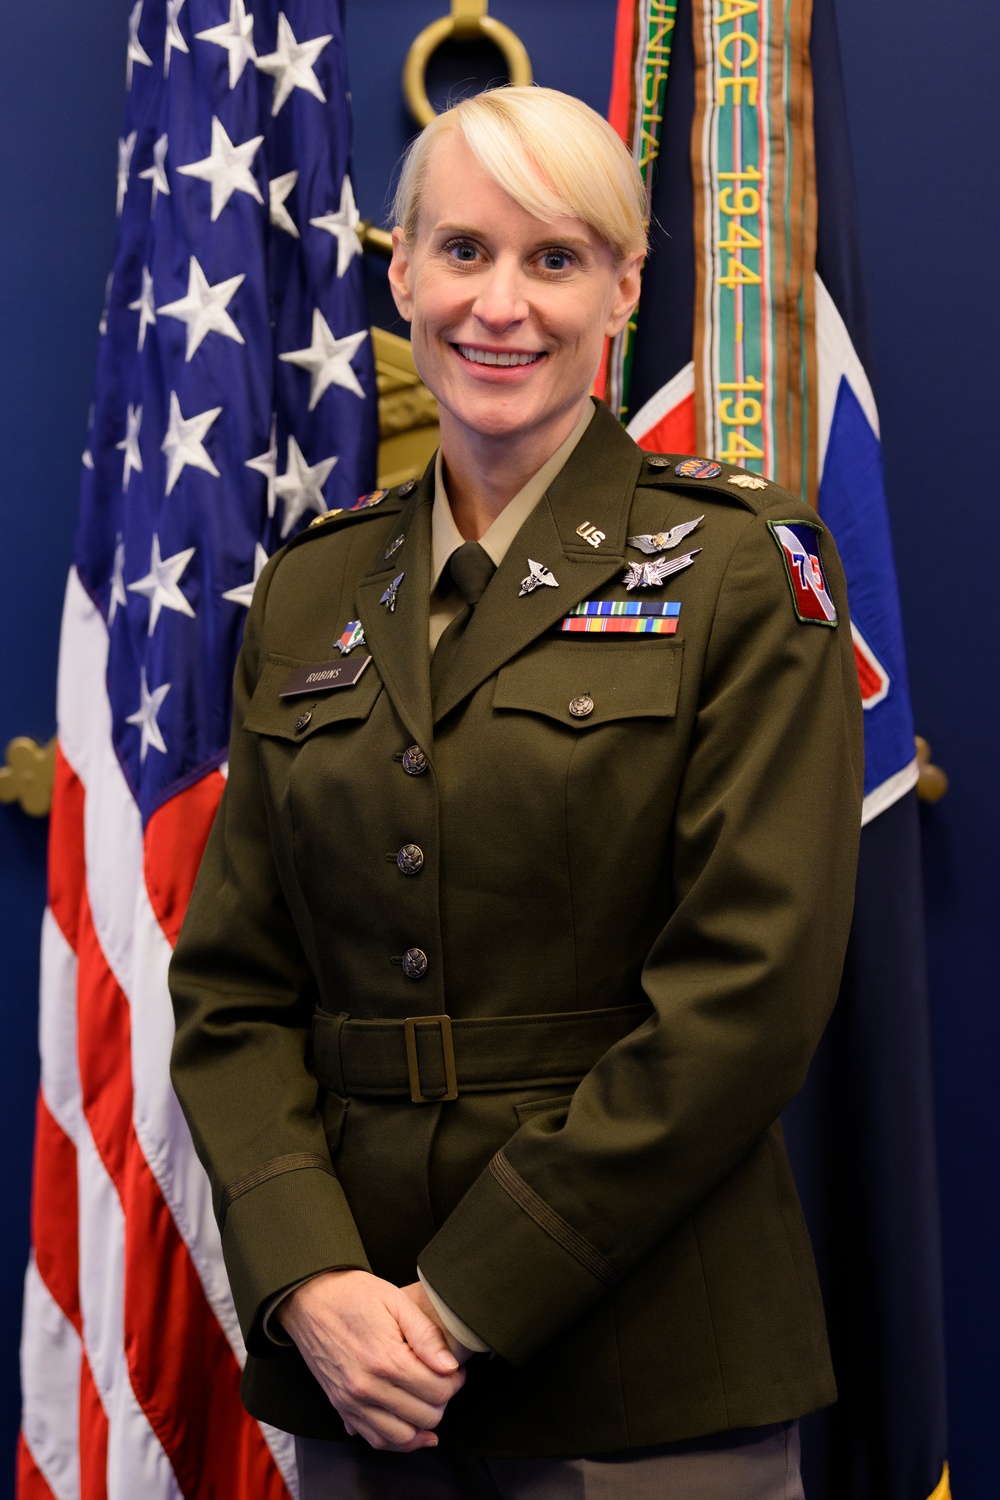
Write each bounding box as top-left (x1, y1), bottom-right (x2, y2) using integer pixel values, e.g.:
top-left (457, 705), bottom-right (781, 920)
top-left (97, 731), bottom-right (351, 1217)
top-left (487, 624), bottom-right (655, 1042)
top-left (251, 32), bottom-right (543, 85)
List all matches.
top-left (558, 599), bottom-right (681, 633)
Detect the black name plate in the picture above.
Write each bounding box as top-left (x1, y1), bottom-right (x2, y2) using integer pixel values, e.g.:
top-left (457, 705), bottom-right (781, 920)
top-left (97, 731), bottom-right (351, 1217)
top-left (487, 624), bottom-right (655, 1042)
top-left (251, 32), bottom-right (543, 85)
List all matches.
top-left (279, 653), bottom-right (372, 698)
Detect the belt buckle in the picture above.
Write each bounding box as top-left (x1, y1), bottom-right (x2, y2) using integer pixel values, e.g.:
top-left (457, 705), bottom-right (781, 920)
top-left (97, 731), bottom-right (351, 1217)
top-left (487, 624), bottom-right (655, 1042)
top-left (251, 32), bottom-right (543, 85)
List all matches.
top-left (403, 1014), bottom-right (459, 1104)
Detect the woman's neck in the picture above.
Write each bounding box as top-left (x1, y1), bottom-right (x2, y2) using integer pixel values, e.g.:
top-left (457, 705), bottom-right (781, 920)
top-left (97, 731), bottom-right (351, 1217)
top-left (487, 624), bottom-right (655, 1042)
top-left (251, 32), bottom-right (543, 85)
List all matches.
top-left (439, 399), bottom-right (589, 541)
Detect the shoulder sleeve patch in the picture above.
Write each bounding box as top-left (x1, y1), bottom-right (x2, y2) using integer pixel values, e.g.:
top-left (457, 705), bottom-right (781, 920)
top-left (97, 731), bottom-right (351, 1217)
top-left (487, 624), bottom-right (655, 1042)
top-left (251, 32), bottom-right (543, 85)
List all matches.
top-left (766, 518), bottom-right (838, 626)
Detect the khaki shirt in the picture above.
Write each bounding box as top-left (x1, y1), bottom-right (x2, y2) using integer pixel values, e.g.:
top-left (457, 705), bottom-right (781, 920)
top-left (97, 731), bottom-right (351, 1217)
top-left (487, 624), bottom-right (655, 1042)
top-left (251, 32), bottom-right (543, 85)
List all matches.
top-left (429, 401), bottom-right (595, 651)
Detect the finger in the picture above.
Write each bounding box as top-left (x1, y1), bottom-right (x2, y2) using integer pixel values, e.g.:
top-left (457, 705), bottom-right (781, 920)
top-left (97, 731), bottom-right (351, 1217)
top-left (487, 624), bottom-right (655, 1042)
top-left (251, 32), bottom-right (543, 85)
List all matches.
top-left (394, 1290), bottom-right (461, 1375)
top-left (346, 1403), bottom-right (436, 1452)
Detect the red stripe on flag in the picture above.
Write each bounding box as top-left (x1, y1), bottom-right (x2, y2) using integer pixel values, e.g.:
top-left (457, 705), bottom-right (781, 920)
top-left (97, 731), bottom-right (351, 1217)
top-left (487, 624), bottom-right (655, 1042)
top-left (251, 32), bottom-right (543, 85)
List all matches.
top-left (75, 891), bottom-right (288, 1499)
top-left (608, 0), bottom-right (637, 144)
top-left (634, 392), bottom-right (697, 455)
top-left (31, 1093), bottom-right (82, 1336)
top-left (79, 1354), bottom-right (109, 1500)
top-left (15, 1434), bottom-right (58, 1500)
top-left (144, 773), bottom-right (225, 948)
top-left (48, 745), bottom-right (86, 954)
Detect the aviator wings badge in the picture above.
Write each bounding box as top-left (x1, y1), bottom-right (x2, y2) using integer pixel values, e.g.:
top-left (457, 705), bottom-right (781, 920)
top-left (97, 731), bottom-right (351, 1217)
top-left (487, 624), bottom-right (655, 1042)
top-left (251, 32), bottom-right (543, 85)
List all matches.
top-left (519, 559), bottom-right (560, 597)
top-left (623, 549), bottom-right (702, 590)
top-left (628, 515), bottom-right (704, 555)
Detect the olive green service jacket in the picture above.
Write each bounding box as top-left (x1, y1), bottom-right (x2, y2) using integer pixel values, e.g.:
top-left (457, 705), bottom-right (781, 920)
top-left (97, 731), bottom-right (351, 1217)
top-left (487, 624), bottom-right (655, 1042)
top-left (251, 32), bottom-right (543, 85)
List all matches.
top-left (169, 401), bottom-right (864, 1456)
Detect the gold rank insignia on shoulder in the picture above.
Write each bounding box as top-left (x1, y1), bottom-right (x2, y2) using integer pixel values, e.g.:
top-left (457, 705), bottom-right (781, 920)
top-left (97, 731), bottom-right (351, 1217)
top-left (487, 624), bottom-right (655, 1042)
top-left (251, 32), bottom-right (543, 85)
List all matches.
top-left (728, 473), bottom-right (768, 491)
top-left (308, 508), bottom-right (344, 528)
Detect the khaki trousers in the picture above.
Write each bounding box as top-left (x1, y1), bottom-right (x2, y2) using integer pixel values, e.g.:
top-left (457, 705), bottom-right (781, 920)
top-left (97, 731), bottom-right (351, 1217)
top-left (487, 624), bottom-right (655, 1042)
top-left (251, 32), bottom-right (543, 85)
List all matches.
top-left (295, 1421), bottom-right (804, 1499)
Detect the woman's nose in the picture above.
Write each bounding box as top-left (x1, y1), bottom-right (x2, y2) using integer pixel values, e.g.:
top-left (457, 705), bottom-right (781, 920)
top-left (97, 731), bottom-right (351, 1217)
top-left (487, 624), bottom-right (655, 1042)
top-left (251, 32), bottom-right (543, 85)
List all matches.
top-left (471, 262), bottom-right (528, 330)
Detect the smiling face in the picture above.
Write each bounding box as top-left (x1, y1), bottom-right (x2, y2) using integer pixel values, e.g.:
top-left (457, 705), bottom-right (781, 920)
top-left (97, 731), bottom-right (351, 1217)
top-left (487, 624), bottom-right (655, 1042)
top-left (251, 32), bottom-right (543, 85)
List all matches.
top-left (388, 130), bottom-right (643, 465)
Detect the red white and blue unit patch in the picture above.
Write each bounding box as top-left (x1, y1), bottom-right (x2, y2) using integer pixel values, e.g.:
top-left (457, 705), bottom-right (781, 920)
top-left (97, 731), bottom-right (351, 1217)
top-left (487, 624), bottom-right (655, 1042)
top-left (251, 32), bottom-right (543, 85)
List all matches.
top-left (767, 520), bottom-right (838, 626)
top-left (559, 599), bottom-right (681, 635)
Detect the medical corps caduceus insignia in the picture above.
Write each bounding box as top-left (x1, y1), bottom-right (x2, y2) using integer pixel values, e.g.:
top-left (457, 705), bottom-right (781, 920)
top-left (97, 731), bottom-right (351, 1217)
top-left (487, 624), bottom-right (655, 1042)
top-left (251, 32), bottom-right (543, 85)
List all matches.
top-left (767, 519), bottom-right (838, 626)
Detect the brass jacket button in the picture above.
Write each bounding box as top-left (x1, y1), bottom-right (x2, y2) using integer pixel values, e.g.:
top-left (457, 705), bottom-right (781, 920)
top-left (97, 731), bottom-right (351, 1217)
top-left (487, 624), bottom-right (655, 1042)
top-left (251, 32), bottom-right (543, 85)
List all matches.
top-left (569, 695), bottom-right (595, 718)
top-left (402, 947), bottom-right (428, 979)
top-left (402, 745), bottom-right (428, 776)
top-left (646, 455), bottom-right (671, 467)
top-left (295, 710), bottom-right (313, 732)
top-left (397, 844), bottom-right (424, 876)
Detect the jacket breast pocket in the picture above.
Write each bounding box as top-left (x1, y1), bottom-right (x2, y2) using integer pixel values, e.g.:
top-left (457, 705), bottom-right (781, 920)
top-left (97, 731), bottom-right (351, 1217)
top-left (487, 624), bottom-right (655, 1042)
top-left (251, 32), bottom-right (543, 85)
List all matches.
top-left (243, 653), bottom-right (384, 742)
top-left (493, 637), bottom-right (682, 728)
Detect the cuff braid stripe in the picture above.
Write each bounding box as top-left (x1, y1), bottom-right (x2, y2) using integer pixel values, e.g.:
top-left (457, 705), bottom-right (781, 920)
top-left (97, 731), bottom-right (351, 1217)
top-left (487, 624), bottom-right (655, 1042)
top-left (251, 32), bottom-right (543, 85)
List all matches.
top-left (489, 1149), bottom-right (619, 1286)
top-left (220, 1152), bottom-right (334, 1228)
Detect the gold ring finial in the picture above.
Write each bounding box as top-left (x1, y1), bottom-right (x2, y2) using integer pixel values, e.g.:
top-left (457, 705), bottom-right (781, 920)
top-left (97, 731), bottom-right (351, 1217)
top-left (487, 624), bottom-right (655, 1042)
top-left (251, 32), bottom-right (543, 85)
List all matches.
top-left (402, 0), bottom-right (532, 128)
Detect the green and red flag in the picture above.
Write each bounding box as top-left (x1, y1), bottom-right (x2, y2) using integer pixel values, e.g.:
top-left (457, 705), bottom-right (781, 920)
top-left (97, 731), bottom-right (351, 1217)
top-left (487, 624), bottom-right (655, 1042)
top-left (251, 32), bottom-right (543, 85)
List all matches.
top-left (602, 1), bottom-right (949, 1497)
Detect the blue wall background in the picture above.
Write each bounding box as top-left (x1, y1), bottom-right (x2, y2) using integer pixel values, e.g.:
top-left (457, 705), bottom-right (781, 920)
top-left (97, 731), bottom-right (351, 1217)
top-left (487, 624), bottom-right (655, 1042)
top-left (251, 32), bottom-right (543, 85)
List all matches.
top-left (1, 0), bottom-right (996, 1495)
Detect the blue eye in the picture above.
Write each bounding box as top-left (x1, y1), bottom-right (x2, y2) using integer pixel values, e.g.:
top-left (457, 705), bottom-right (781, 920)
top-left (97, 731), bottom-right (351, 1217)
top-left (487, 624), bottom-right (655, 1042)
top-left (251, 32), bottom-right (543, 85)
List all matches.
top-left (446, 241), bottom-right (478, 262)
top-left (541, 250), bottom-right (573, 272)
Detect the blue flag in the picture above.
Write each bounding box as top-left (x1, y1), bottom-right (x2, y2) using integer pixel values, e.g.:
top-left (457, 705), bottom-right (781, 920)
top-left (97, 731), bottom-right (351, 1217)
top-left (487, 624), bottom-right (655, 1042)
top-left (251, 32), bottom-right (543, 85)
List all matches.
top-left (607, 0), bottom-right (949, 1495)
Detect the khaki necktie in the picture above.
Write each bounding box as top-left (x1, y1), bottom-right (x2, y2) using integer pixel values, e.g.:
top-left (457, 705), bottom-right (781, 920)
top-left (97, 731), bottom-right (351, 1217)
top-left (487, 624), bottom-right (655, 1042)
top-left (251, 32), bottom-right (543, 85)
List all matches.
top-left (430, 540), bottom-right (497, 703)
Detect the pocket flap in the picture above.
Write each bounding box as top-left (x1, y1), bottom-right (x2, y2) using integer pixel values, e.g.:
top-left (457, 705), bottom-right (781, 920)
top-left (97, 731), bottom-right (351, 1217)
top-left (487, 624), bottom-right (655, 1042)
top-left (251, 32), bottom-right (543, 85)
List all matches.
top-left (493, 638), bottom-right (682, 727)
top-left (244, 654), bottom-right (383, 741)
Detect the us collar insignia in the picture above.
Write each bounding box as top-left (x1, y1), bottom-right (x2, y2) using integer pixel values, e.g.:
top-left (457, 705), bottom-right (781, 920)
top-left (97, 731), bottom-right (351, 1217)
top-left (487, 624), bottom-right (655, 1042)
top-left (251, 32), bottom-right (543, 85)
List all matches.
top-left (675, 458), bottom-right (722, 480)
top-left (729, 473), bottom-right (768, 491)
top-left (519, 559), bottom-right (559, 596)
top-left (384, 532), bottom-right (405, 559)
top-left (575, 521), bottom-right (606, 549)
top-left (628, 515), bottom-right (704, 554)
top-left (623, 549), bottom-right (701, 590)
top-left (380, 572), bottom-right (404, 612)
top-left (335, 619), bottom-right (366, 655)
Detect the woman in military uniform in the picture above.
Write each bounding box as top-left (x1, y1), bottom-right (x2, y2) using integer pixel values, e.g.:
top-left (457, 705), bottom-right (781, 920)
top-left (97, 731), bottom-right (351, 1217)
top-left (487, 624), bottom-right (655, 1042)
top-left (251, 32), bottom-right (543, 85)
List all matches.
top-left (169, 86), bottom-right (863, 1498)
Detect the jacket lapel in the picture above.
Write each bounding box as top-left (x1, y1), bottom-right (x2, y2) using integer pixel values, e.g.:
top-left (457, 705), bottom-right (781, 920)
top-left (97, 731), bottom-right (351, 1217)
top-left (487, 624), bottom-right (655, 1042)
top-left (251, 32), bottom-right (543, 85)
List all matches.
top-left (433, 403), bottom-right (644, 725)
top-left (356, 479), bottom-right (434, 750)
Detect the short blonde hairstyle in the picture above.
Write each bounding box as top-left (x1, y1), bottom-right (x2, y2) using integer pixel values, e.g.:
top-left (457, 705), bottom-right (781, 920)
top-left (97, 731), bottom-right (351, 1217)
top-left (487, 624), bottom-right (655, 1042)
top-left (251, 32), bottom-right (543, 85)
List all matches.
top-left (392, 86), bottom-right (647, 261)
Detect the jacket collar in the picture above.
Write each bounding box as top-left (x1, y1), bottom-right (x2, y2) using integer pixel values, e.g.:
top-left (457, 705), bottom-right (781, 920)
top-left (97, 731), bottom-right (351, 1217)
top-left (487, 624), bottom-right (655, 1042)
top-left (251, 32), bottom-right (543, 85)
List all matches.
top-left (356, 477), bottom-right (435, 750)
top-left (355, 401), bottom-right (644, 740)
top-left (433, 401), bottom-right (643, 724)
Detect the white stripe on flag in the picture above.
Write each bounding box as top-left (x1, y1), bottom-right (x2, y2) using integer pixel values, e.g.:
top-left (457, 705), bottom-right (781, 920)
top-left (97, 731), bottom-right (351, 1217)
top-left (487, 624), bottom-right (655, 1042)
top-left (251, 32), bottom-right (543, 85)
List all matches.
top-left (20, 1257), bottom-right (82, 1500)
top-left (104, 1356), bottom-right (184, 1500)
top-left (39, 908), bottom-right (83, 1149)
top-left (59, 569), bottom-right (245, 1362)
top-left (625, 362), bottom-right (695, 445)
top-left (816, 272), bottom-right (880, 475)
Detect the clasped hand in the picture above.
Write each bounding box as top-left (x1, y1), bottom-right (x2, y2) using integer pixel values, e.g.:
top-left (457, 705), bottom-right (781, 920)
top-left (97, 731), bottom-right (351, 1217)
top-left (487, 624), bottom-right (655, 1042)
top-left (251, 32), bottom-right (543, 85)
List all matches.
top-left (280, 1270), bottom-right (468, 1452)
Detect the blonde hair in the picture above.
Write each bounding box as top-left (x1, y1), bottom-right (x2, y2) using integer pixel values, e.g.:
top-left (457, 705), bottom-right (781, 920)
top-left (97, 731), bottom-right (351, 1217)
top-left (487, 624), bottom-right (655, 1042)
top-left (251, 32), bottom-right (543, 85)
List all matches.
top-left (392, 86), bottom-right (647, 261)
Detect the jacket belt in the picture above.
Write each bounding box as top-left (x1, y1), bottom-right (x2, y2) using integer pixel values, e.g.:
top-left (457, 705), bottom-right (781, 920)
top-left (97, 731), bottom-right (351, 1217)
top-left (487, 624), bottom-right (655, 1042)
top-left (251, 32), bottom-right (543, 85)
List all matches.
top-left (310, 1003), bottom-right (653, 1104)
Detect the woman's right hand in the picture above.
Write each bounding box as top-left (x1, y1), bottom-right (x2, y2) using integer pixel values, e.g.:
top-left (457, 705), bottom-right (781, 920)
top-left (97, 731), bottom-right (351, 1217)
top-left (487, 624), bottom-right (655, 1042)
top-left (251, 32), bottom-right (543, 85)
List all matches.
top-left (278, 1269), bottom-right (466, 1452)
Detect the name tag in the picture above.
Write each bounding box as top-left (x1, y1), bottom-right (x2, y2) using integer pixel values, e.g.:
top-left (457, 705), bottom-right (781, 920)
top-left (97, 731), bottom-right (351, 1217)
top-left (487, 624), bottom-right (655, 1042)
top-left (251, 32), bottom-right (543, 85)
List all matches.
top-left (279, 653), bottom-right (372, 698)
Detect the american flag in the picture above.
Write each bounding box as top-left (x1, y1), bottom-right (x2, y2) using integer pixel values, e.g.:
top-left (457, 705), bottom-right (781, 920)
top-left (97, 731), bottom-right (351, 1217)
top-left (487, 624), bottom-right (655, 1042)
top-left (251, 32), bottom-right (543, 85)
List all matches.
top-left (18, 1), bottom-right (376, 1495)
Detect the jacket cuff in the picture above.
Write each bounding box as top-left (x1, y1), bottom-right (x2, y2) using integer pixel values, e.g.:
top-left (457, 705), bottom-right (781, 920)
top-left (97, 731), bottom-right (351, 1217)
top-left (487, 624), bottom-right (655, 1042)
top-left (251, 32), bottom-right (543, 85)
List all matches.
top-left (417, 1151), bottom-right (613, 1366)
top-left (221, 1163), bottom-right (370, 1354)
top-left (417, 1269), bottom-right (492, 1355)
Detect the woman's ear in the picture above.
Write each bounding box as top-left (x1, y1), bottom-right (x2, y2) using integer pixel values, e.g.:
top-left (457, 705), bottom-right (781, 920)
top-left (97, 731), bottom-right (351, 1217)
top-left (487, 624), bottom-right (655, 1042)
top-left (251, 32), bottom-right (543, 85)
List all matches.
top-left (388, 227), bottom-right (415, 323)
top-left (605, 252), bottom-right (645, 339)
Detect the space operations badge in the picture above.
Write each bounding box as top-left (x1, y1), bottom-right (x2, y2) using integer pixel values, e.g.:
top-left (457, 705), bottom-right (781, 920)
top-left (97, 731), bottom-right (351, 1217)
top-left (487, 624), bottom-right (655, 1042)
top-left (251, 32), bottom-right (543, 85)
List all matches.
top-left (767, 519), bottom-right (838, 627)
